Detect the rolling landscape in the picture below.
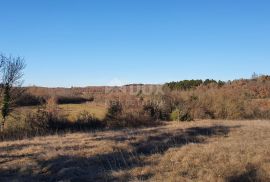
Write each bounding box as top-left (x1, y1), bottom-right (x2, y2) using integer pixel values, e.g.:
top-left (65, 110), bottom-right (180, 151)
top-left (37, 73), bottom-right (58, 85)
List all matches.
top-left (1, 0), bottom-right (270, 182)
top-left (1, 72), bottom-right (270, 182)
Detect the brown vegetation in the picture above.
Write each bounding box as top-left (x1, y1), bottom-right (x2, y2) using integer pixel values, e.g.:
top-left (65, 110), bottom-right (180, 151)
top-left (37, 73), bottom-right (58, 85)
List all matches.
top-left (24, 76), bottom-right (270, 121)
top-left (2, 76), bottom-right (270, 140)
top-left (0, 120), bottom-right (269, 181)
top-left (0, 74), bottom-right (270, 181)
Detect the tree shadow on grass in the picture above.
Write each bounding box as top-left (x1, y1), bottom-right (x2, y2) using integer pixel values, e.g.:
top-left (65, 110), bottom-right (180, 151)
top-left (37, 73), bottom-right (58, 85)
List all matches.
top-left (0, 151), bottom-right (146, 182)
top-left (0, 143), bottom-right (40, 151)
top-left (132, 125), bottom-right (238, 155)
top-left (0, 125), bottom-right (240, 182)
top-left (227, 164), bottom-right (270, 182)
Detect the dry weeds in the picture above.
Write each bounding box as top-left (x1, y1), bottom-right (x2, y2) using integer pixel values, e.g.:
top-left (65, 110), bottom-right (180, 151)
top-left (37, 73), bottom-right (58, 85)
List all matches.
top-left (0, 120), bottom-right (269, 182)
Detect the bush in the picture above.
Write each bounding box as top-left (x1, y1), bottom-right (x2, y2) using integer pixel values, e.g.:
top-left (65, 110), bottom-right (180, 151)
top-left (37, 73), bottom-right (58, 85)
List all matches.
top-left (0, 108), bottom-right (62, 140)
top-left (24, 109), bottom-right (104, 133)
top-left (170, 109), bottom-right (180, 121)
top-left (179, 112), bottom-right (193, 121)
top-left (24, 108), bottom-right (51, 134)
top-left (23, 106), bottom-right (70, 133)
top-left (105, 100), bottom-right (161, 128)
top-left (106, 101), bottom-right (123, 119)
top-left (143, 102), bottom-right (163, 121)
top-left (170, 109), bottom-right (193, 122)
top-left (75, 111), bottom-right (105, 129)
top-left (143, 97), bottom-right (172, 121)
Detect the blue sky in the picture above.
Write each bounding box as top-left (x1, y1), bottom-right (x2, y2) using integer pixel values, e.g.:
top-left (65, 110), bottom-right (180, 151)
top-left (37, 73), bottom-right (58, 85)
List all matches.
top-left (0, 0), bottom-right (269, 87)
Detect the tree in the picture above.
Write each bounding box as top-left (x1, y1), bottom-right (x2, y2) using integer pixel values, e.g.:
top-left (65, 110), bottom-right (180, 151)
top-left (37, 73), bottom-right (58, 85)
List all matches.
top-left (0, 55), bottom-right (26, 131)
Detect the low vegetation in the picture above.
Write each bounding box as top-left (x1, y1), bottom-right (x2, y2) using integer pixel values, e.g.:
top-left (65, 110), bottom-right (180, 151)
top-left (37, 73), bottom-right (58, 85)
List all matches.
top-left (0, 120), bottom-right (269, 181)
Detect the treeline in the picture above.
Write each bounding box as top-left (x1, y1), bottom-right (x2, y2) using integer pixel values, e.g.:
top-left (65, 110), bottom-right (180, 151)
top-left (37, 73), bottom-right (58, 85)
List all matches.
top-left (165, 79), bottom-right (225, 90)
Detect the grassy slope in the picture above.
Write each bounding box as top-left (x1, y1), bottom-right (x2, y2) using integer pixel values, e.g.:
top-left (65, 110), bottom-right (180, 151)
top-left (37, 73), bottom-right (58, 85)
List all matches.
top-left (0, 120), bottom-right (270, 182)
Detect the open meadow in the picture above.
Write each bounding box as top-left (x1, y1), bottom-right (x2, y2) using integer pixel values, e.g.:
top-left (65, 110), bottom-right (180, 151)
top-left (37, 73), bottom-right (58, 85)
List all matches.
top-left (1, 119), bottom-right (270, 182)
top-left (17, 103), bottom-right (108, 121)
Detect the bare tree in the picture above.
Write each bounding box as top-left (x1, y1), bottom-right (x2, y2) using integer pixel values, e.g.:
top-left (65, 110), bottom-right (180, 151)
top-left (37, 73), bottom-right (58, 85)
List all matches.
top-left (0, 54), bottom-right (26, 131)
top-left (0, 55), bottom-right (6, 69)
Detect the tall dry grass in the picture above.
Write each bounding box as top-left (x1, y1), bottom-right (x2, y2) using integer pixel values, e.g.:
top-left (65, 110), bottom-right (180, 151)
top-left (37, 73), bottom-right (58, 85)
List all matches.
top-left (0, 120), bottom-right (269, 181)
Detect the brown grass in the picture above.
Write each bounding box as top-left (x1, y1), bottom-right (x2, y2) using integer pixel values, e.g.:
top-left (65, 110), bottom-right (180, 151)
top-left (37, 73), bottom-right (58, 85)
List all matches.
top-left (58, 103), bottom-right (107, 121)
top-left (0, 120), bottom-right (270, 182)
top-left (16, 103), bottom-right (107, 121)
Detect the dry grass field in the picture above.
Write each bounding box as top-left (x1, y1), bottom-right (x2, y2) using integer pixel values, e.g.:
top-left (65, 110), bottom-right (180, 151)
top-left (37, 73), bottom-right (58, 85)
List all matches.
top-left (0, 120), bottom-right (269, 182)
top-left (59, 103), bottom-right (107, 121)
top-left (16, 103), bottom-right (107, 121)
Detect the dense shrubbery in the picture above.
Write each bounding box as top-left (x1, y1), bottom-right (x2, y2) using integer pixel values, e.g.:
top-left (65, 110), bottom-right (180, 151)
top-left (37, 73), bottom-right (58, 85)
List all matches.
top-left (140, 100), bottom-right (170, 122)
top-left (165, 77), bottom-right (270, 120)
top-left (0, 104), bottom-right (104, 141)
top-left (0, 108), bottom-right (64, 140)
top-left (15, 93), bottom-right (46, 106)
top-left (104, 76), bottom-right (270, 124)
top-left (15, 92), bottom-right (94, 106)
top-left (105, 100), bottom-right (164, 128)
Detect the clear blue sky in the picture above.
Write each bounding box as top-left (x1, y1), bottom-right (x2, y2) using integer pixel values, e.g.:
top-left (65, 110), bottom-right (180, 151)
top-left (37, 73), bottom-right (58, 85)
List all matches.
top-left (0, 0), bottom-right (269, 87)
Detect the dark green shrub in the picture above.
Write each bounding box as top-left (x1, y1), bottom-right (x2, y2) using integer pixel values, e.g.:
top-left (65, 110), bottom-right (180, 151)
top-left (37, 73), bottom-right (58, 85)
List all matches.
top-left (106, 101), bottom-right (123, 119)
top-left (56, 96), bottom-right (94, 104)
top-left (15, 93), bottom-right (45, 106)
top-left (165, 79), bottom-right (225, 90)
top-left (165, 80), bottom-right (203, 90)
top-left (170, 109), bottom-right (193, 122)
top-left (203, 79), bottom-right (217, 85)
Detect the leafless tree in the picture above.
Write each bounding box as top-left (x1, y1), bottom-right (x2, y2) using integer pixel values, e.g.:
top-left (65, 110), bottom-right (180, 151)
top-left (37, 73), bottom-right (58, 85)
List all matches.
top-left (0, 54), bottom-right (26, 131)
